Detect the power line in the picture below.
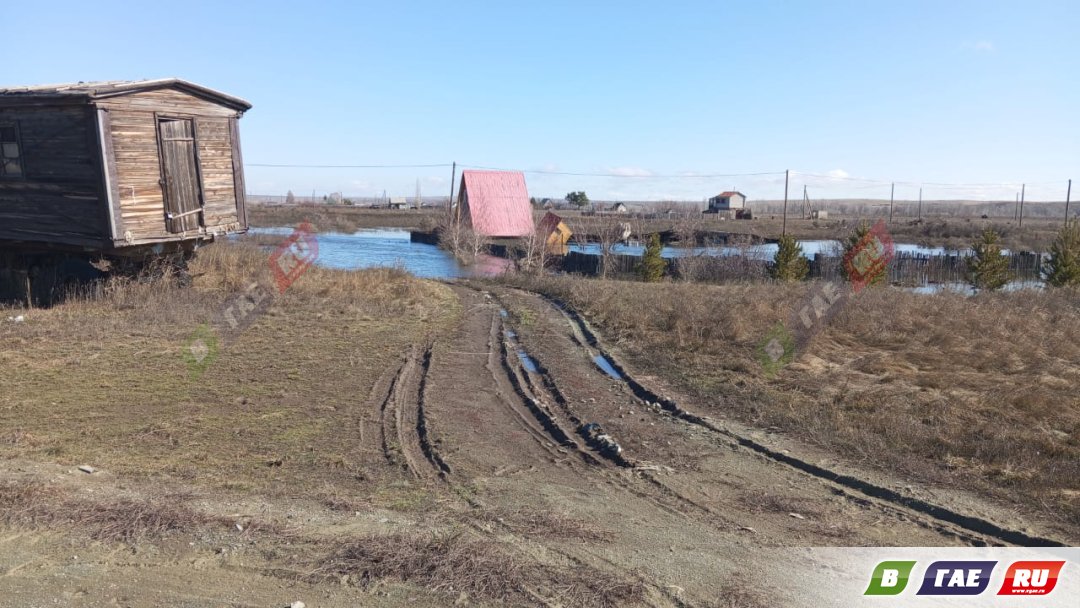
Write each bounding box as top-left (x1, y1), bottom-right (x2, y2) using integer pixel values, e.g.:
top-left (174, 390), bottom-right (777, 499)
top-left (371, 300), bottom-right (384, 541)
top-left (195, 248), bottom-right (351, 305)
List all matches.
top-left (793, 170), bottom-right (1059, 189)
top-left (458, 164), bottom-right (785, 178)
top-left (242, 162), bottom-right (1065, 194)
top-left (246, 162), bottom-right (453, 169)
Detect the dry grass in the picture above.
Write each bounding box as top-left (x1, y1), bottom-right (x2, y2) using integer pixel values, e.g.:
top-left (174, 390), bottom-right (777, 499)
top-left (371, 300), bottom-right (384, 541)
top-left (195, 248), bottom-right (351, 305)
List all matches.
top-left (0, 241), bottom-right (457, 498)
top-left (468, 506), bottom-right (614, 542)
top-left (496, 274), bottom-right (1080, 533)
top-left (308, 531), bottom-right (644, 606)
top-left (0, 479), bottom-right (228, 544)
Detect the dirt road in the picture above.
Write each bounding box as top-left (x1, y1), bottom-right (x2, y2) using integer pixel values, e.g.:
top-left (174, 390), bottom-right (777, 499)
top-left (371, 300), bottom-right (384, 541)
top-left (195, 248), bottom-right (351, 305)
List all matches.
top-left (0, 277), bottom-right (1067, 607)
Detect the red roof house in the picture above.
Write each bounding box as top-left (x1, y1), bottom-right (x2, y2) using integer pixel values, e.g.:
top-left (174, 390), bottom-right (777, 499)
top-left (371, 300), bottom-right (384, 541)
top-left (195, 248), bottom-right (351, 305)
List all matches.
top-left (457, 170), bottom-right (535, 238)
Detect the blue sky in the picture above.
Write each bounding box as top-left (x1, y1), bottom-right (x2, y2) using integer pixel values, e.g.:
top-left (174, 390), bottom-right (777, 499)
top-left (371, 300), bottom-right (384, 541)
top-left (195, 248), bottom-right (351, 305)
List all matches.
top-left (6, 1), bottom-right (1078, 201)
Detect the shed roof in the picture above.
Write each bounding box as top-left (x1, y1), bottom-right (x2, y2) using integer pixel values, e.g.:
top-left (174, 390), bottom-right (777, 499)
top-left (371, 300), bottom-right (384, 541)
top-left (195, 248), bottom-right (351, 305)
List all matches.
top-left (716, 191), bottom-right (746, 198)
top-left (0, 78), bottom-right (252, 111)
top-left (459, 170), bottom-right (534, 238)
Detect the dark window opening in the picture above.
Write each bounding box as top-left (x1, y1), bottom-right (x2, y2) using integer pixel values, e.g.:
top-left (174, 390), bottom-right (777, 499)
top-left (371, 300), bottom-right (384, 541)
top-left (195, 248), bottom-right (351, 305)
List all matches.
top-left (0, 122), bottom-right (23, 178)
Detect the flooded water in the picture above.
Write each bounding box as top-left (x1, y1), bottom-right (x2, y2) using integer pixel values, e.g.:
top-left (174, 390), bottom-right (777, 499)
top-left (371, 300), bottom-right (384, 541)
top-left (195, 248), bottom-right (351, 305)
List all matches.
top-left (593, 355), bottom-right (623, 380)
top-left (245, 228), bottom-right (1042, 295)
top-left (247, 228), bottom-right (509, 278)
top-left (569, 239), bottom-right (988, 260)
top-left (906, 280), bottom-right (1044, 295)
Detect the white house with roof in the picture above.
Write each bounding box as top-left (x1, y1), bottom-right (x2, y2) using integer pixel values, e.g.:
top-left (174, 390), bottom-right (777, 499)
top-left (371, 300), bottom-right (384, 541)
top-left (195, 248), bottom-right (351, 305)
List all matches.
top-left (707, 191), bottom-right (746, 211)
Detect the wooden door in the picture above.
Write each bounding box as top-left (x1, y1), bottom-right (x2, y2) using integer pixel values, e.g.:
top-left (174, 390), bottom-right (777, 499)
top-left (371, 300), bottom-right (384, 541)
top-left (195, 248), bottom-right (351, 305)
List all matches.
top-left (158, 118), bottom-right (204, 233)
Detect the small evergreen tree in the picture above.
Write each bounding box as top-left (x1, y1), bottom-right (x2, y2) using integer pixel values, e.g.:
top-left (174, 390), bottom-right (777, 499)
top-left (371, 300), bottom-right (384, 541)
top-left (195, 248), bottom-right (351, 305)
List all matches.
top-left (967, 228), bottom-right (1011, 291)
top-left (637, 233), bottom-right (667, 282)
top-left (1045, 223), bottom-right (1080, 287)
top-left (286, 190), bottom-right (296, 205)
top-left (769, 234), bottom-right (809, 282)
top-left (841, 221), bottom-right (888, 287)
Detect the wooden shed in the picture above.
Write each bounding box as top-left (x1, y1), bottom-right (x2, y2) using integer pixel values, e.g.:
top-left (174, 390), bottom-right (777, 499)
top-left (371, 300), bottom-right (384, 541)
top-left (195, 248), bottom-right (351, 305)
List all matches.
top-left (0, 79), bottom-right (251, 255)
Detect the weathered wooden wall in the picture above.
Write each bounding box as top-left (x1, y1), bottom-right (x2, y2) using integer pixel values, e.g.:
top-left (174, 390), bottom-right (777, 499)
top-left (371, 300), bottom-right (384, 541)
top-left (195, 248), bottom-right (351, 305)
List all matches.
top-left (195, 117), bottom-right (239, 228)
top-left (0, 105), bottom-right (106, 247)
top-left (98, 89), bottom-right (242, 244)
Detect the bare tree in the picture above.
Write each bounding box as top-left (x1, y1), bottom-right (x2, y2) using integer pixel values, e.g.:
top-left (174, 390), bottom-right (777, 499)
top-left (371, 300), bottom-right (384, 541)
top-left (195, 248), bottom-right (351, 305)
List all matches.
top-left (518, 221), bottom-right (553, 274)
top-left (669, 209), bottom-right (706, 281)
top-left (436, 213), bottom-right (487, 263)
top-left (593, 216), bottom-right (632, 279)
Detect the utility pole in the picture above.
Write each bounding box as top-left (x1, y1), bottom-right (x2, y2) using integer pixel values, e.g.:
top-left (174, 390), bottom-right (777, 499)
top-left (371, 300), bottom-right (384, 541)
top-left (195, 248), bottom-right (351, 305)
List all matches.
top-left (782, 169), bottom-right (789, 236)
top-left (1019, 184), bottom-right (1026, 228)
top-left (918, 188), bottom-right (923, 221)
top-left (448, 161), bottom-right (457, 223)
top-left (889, 182), bottom-right (895, 224)
top-left (1066, 179), bottom-right (1072, 227)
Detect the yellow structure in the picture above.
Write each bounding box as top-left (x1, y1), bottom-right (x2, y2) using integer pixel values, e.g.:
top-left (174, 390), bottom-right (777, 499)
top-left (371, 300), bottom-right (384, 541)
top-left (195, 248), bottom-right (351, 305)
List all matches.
top-left (540, 212), bottom-right (572, 255)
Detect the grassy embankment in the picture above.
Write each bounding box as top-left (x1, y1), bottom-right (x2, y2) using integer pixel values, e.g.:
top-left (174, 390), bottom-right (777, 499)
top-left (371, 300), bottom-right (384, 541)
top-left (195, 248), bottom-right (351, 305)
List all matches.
top-left (1, 242), bottom-right (449, 495)
top-left (496, 273), bottom-right (1080, 532)
top-left (248, 204), bottom-right (441, 233)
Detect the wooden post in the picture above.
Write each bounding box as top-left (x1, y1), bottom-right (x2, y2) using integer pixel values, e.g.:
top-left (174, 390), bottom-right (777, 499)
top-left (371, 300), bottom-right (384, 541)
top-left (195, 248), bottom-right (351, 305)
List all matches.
top-left (1066, 179), bottom-right (1072, 227)
top-left (1019, 183), bottom-right (1026, 228)
top-left (448, 161), bottom-right (456, 223)
top-left (889, 182), bottom-right (895, 223)
top-left (918, 188), bottom-right (923, 220)
top-left (1014, 193), bottom-right (1019, 221)
top-left (23, 268), bottom-right (32, 309)
top-left (782, 169), bottom-right (789, 236)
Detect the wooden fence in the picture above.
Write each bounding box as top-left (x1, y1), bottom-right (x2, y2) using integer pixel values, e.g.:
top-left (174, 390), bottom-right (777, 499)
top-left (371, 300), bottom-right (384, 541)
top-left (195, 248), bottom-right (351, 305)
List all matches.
top-left (559, 250), bottom-right (1046, 285)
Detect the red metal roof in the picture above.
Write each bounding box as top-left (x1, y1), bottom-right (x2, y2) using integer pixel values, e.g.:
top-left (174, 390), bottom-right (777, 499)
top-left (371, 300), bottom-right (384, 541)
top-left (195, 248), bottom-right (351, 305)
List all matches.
top-left (537, 211), bottom-right (562, 234)
top-left (460, 170), bottom-right (535, 237)
top-left (717, 191), bottom-right (745, 198)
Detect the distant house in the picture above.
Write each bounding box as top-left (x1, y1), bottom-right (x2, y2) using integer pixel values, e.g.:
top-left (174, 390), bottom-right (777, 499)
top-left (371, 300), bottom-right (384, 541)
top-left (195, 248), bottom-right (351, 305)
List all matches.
top-left (707, 191), bottom-right (747, 212)
top-left (388, 197), bottom-right (408, 210)
top-left (610, 202), bottom-right (628, 213)
top-left (455, 170), bottom-right (535, 238)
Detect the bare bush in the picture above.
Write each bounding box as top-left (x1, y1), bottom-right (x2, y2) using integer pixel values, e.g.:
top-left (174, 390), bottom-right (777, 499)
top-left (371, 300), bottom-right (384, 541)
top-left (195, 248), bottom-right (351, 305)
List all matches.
top-left (437, 213), bottom-right (489, 263)
top-left (309, 531), bottom-right (643, 606)
top-left (0, 479), bottom-right (240, 544)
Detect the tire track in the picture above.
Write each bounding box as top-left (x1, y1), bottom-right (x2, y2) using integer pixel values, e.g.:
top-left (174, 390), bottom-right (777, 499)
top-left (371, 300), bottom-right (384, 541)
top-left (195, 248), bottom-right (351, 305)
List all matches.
top-left (539, 293), bottom-right (1068, 548)
top-left (416, 344), bottom-right (452, 478)
top-left (362, 356), bottom-right (404, 462)
top-left (485, 311), bottom-right (575, 462)
top-left (490, 299), bottom-right (736, 526)
top-left (375, 343), bottom-right (450, 480)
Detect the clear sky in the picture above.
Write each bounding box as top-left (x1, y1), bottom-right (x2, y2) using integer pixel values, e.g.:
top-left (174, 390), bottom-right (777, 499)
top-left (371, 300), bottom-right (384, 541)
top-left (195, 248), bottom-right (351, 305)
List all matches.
top-left (6, 1), bottom-right (1078, 201)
